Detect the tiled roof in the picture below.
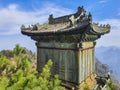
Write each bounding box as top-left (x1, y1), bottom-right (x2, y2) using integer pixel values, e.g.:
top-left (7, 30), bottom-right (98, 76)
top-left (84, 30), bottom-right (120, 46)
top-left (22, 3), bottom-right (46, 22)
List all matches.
top-left (21, 6), bottom-right (110, 37)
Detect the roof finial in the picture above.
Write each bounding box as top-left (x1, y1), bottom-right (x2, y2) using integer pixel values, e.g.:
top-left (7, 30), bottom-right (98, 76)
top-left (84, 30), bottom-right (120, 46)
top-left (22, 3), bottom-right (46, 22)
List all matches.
top-left (88, 12), bottom-right (92, 23)
top-left (49, 14), bottom-right (54, 24)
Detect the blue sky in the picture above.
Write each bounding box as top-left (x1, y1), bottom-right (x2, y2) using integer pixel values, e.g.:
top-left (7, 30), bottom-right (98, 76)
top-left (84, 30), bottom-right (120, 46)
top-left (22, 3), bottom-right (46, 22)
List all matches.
top-left (0, 0), bottom-right (120, 51)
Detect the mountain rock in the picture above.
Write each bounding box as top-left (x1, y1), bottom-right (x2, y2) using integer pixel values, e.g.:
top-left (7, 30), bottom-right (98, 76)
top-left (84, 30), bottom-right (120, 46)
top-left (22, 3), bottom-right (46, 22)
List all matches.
top-left (95, 46), bottom-right (120, 82)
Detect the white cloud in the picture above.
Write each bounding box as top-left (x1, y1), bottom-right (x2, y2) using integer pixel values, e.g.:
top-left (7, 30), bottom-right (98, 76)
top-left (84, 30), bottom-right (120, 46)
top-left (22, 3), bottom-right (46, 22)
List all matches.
top-left (0, 3), bottom-right (73, 51)
top-left (1, 3), bottom-right (120, 50)
top-left (99, 0), bottom-right (107, 4)
top-left (118, 8), bottom-right (120, 16)
top-left (96, 19), bottom-right (120, 47)
top-left (0, 3), bottom-right (73, 35)
top-left (99, 19), bottom-right (120, 28)
top-left (7, 4), bottom-right (18, 10)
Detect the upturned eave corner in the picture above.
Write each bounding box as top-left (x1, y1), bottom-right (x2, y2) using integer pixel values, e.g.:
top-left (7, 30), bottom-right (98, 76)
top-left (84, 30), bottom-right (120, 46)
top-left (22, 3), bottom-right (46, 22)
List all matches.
top-left (20, 6), bottom-right (112, 90)
top-left (89, 22), bottom-right (110, 35)
top-left (20, 6), bottom-right (110, 39)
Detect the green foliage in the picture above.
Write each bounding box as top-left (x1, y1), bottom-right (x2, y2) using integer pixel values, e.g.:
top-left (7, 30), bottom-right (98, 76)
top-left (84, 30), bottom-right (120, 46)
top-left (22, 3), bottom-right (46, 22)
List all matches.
top-left (83, 85), bottom-right (90, 90)
top-left (0, 50), bottom-right (14, 58)
top-left (0, 45), bottom-right (65, 90)
top-left (107, 80), bottom-right (115, 90)
top-left (0, 77), bottom-right (9, 90)
top-left (13, 44), bottom-right (25, 55)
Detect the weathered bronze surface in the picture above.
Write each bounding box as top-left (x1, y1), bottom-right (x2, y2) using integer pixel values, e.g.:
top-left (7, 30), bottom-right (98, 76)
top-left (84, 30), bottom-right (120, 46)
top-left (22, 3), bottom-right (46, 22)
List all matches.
top-left (21, 6), bottom-right (110, 89)
top-left (21, 6), bottom-right (110, 42)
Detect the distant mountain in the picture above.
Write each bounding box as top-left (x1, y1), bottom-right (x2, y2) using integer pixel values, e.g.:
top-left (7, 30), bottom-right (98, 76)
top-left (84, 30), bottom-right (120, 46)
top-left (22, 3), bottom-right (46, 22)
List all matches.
top-left (95, 58), bottom-right (119, 84)
top-left (95, 58), bottom-right (110, 76)
top-left (95, 46), bottom-right (120, 82)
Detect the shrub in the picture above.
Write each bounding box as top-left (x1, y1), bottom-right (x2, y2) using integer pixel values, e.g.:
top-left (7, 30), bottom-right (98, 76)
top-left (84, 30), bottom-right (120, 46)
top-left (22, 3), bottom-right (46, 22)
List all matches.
top-left (0, 45), bottom-right (65, 90)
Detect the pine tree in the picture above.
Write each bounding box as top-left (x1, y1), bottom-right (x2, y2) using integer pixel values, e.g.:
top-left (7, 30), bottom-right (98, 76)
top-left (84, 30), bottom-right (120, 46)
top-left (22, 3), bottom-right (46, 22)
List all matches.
top-left (13, 44), bottom-right (25, 55)
top-left (0, 45), bottom-right (66, 90)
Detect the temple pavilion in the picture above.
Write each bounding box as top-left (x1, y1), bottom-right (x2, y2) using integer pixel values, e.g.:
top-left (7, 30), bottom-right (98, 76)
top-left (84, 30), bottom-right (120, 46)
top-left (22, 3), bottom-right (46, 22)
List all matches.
top-left (21, 6), bottom-right (110, 90)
